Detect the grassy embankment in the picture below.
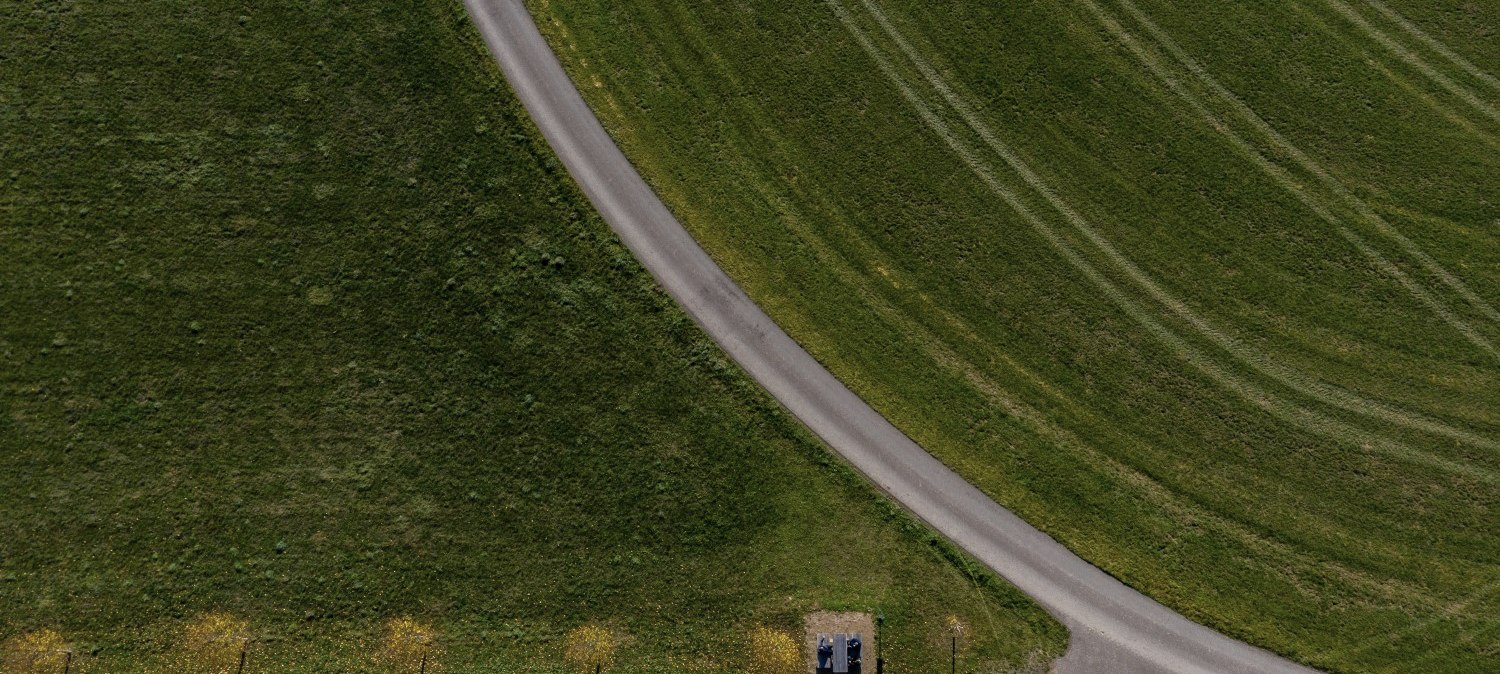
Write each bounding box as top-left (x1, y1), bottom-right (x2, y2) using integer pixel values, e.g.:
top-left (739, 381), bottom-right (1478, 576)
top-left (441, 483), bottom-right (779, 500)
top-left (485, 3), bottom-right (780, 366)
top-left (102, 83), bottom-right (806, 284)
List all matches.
top-left (529, 0), bottom-right (1500, 671)
top-left (0, 0), bottom-right (1064, 671)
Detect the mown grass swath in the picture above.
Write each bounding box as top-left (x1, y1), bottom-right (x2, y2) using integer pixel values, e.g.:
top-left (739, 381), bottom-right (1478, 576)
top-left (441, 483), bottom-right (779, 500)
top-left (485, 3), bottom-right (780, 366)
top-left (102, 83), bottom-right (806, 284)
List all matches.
top-left (527, 0), bottom-right (1499, 671)
top-left (0, 0), bottom-right (1063, 671)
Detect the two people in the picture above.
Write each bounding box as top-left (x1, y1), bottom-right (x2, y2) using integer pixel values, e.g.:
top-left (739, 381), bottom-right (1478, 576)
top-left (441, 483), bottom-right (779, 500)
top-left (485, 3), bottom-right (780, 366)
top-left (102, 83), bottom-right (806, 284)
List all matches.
top-left (816, 634), bottom-right (863, 674)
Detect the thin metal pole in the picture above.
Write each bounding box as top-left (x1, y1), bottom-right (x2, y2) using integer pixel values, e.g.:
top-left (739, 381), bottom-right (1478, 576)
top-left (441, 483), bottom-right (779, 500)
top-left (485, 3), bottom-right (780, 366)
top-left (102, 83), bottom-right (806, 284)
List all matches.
top-left (62, 651), bottom-right (72, 674)
top-left (951, 635), bottom-right (956, 674)
top-left (237, 645), bottom-right (247, 674)
top-left (419, 651), bottom-right (427, 674)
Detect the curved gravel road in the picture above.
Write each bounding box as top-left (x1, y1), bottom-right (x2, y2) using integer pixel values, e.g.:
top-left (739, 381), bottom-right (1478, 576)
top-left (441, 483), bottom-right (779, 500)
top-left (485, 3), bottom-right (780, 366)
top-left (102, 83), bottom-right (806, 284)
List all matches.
top-left (464, 1), bottom-right (1324, 672)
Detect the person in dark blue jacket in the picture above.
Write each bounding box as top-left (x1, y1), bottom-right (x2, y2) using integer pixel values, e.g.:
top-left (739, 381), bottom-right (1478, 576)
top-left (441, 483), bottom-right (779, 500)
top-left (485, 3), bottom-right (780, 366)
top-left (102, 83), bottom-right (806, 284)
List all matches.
top-left (817, 634), bottom-right (834, 674)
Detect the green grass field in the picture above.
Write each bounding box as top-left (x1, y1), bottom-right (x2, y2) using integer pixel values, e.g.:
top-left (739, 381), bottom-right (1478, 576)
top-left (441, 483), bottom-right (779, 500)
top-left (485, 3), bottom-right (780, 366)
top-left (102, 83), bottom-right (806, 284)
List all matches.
top-left (527, 0), bottom-right (1500, 671)
top-left (0, 1), bottom-right (1064, 671)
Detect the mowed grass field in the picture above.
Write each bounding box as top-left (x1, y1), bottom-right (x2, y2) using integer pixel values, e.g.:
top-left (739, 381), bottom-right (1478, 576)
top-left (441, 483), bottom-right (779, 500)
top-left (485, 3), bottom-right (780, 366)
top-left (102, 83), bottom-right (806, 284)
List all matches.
top-left (0, 0), bottom-right (1065, 671)
top-left (528, 0), bottom-right (1500, 671)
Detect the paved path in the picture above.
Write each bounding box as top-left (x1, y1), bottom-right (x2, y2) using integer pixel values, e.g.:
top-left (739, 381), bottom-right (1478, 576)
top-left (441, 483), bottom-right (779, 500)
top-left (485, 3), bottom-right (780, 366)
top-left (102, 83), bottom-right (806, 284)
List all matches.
top-left (463, 1), bottom-right (1323, 671)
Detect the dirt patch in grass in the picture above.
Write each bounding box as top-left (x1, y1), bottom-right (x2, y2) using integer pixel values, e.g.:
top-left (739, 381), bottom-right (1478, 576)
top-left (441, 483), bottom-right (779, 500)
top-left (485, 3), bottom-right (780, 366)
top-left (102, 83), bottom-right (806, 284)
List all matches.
top-left (803, 611), bottom-right (875, 672)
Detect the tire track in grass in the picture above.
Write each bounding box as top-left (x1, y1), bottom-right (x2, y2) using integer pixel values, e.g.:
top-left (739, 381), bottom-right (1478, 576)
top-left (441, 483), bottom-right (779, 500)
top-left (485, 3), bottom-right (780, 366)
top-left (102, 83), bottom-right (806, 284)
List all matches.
top-left (825, 0), bottom-right (1498, 484)
top-left (1283, 1), bottom-right (1500, 155)
top-left (1361, 0), bottom-right (1500, 93)
top-left (1084, 0), bottom-right (1500, 355)
top-left (1108, 0), bottom-right (1500, 334)
top-left (1314, 0), bottom-right (1500, 126)
top-left (1352, 47), bottom-right (1500, 154)
top-left (849, 0), bottom-right (1500, 453)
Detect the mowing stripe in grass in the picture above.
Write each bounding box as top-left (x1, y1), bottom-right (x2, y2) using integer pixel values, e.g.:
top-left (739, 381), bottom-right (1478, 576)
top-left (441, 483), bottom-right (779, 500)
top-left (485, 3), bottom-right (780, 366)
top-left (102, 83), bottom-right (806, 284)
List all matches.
top-left (827, 0), bottom-right (1497, 484)
top-left (1111, 0), bottom-right (1500, 332)
top-left (1360, 0), bottom-right (1500, 92)
top-left (850, 0), bottom-right (1500, 453)
top-left (1313, 0), bottom-right (1500, 125)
